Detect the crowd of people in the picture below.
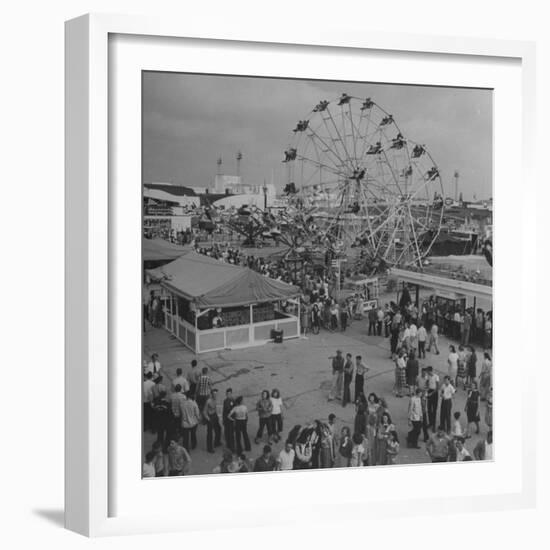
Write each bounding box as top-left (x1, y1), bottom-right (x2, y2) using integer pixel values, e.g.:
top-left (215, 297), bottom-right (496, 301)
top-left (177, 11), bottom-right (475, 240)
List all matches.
top-left (142, 355), bottom-right (297, 476)
top-left (144, 220), bottom-right (220, 245)
top-left (190, 243), bottom-right (493, 355)
top-left (143, 240), bottom-right (493, 477)
top-left (143, 323), bottom-right (493, 477)
top-left (421, 296), bottom-right (492, 349)
top-left (193, 243), bottom-right (377, 337)
top-left (193, 243), bottom-right (299, 285)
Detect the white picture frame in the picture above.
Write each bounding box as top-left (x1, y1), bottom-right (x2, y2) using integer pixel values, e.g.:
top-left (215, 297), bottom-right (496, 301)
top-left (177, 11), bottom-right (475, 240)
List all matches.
top-left (65, 13), bottom-right (537, 537)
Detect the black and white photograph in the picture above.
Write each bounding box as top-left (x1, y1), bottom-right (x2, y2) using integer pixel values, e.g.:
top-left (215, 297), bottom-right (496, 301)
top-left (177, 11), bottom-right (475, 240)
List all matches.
top-left (3, 0), bottom-right (547, 543)
top-left (141, 72), bottom-right (493, 478)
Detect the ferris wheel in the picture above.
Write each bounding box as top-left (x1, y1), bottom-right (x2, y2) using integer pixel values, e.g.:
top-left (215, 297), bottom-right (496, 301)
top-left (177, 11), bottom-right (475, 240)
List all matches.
top-left (282, 94), bottom-right (445, 269)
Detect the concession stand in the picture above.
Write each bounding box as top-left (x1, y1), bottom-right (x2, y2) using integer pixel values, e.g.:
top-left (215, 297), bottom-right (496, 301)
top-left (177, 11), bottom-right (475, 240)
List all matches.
top-left (147, 251), bottom-right (301, 353)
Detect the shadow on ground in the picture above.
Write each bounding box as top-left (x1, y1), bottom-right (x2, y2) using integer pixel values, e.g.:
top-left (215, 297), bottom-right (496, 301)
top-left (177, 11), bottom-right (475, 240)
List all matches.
top-left (33, 509), bottom-right (64, 528)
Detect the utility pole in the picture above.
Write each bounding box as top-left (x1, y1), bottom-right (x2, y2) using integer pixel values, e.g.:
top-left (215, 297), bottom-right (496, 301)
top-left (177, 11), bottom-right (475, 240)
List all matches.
top-left (216, 156), bottom-right (222, 176)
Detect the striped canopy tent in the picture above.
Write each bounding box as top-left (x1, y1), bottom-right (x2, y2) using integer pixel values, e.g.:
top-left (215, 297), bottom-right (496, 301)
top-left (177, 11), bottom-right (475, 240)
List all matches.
top-left (147, 251), bottom-right (300, 308)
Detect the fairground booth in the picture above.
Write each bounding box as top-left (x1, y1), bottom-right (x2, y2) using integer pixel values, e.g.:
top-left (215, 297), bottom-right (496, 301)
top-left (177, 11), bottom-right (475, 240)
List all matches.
top-left (147, 251), bottom-right (301, 353)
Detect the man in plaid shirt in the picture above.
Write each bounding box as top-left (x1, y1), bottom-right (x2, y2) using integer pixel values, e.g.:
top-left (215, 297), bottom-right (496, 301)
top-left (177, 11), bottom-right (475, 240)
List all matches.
top-left (195, 366), bottom-right (212, 412)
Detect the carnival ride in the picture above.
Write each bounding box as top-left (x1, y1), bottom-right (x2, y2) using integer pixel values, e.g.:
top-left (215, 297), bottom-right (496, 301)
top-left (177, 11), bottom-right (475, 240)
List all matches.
top-left (281, 94), bottom-right (445, 271)
top-left (214, 94), bottom-right (446, 275)
top-left (221, 204), bottom-right (322, 258)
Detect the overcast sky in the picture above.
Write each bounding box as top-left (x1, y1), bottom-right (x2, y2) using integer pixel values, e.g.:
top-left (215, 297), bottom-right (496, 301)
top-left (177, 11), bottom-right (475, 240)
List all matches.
top-left (143, 72), bottom-right (492, 200)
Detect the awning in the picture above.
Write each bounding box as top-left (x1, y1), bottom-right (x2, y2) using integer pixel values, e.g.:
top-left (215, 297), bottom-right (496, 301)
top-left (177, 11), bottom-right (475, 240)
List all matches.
top-left (390, 267), bottom-right (492, 302)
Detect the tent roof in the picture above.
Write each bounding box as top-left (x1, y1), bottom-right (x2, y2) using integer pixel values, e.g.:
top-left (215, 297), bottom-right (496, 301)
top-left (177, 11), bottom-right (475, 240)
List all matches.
top-left (143, 238), bottom-right (190, 262)
top-left (147, 251), bottom-right (300, 308)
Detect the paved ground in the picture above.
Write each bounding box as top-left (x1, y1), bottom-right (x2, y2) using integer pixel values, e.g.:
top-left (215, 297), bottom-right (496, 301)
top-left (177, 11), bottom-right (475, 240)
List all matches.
top-left (143, 304), bottom-right (492, 475)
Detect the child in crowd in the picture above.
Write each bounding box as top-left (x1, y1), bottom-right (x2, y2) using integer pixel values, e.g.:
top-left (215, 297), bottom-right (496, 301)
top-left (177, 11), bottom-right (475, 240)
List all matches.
top-left (451, 411), bottom-right (465, 439)
top-left (386, 431), bottom-right (400, 465)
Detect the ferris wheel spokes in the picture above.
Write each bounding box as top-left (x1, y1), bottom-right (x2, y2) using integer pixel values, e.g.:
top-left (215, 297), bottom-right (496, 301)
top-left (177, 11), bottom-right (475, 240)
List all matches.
top-left (345, 103), bottom-right (359, 163)
top-left (314, 107), bottom-right (350, 169)
top-left (324, 106), bottom-right (356, 169)
top-left (379, 148), bottom-right (406, 197)
top-left (406, 203), bottom-right (424, 264)
top-left (306, 126), bottom-right (349, 169)
top-left (358, 100), bottom-right (376, 160)
top-left (296, 156), bottom-right (344, 179)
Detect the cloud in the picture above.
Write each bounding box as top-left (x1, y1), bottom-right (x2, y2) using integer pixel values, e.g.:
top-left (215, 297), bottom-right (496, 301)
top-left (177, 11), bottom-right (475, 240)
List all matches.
top-left (143, 72), bottom-right (492, 199)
